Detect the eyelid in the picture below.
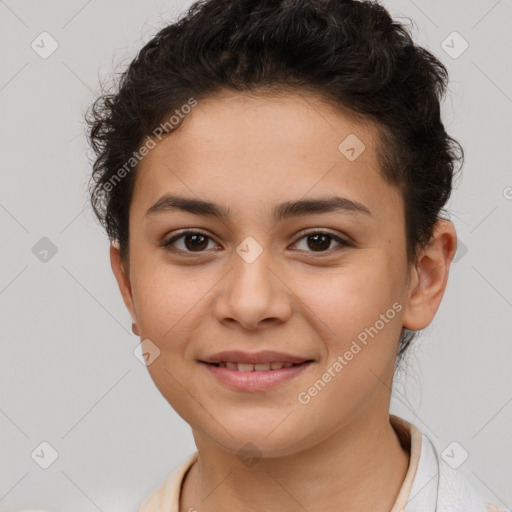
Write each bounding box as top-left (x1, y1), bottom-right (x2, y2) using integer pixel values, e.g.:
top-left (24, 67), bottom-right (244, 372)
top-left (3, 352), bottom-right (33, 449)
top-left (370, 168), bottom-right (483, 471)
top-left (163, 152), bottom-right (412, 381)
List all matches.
top-left (293, 228), bottom-right (350, 243)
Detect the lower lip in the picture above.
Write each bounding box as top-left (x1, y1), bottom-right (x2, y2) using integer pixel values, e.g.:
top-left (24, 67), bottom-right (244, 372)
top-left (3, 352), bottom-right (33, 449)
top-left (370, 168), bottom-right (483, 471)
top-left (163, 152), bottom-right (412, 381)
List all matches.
top-left (200, 361), bottom-right (312, 391)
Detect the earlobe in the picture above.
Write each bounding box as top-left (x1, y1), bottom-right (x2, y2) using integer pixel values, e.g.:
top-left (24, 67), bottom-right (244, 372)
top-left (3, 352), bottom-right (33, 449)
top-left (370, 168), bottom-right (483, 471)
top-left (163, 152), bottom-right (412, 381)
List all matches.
top-left (402, 219), bottom-right (457, 331)
top-left (109, 242), bottom-right (140, 335)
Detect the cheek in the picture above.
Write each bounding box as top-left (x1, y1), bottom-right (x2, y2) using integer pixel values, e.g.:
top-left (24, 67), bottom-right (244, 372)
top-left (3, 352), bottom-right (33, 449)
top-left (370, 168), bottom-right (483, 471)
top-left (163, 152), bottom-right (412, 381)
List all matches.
top-left (131, 267), bottom-right (206, 418)
top-left (130, 261), bottom-right (209, 339)
top-left (300, 257), bottom-right (399, 329)
top-left (293, 254), bottom-right (405, 374)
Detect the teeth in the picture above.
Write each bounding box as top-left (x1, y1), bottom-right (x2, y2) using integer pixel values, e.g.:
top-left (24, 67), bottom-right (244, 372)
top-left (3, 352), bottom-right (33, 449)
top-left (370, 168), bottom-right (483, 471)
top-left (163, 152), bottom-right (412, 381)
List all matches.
top-left (215, 361), bottom-right (299, 371)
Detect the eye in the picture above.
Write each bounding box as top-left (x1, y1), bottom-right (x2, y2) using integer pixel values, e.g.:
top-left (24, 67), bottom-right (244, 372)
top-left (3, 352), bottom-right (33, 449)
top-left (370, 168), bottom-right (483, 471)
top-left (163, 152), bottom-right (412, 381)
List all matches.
top-left (290, 230), bottom-right (350, 253)
top-left (161, 228), bottom-right (351, 255)
top-left (162, 229), bottom-right (220, 254)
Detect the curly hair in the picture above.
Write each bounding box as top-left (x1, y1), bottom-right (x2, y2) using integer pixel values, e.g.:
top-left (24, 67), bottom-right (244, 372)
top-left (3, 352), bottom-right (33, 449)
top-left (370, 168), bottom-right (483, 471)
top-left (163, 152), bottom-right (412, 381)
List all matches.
top-left (86, 0), bottom-right (464, 367)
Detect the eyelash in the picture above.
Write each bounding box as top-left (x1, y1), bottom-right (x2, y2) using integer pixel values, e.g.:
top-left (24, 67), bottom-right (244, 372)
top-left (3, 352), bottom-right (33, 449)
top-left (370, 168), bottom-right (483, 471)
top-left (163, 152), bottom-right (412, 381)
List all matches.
top-left (161, 229), bottom-right (351, 255)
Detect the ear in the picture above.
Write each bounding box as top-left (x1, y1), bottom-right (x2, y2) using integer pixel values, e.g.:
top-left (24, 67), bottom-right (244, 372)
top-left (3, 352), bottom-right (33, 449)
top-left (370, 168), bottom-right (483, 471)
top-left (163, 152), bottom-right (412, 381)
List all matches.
top-left (402, 219), bottom-right (457, 331)
top-left (110, 241), bottom-right (140, 336)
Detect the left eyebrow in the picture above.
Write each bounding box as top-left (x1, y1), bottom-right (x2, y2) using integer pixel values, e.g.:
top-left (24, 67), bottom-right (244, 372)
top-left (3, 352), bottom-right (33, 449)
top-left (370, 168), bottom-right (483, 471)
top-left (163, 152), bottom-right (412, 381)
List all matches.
top-left (144, 194), bottom-right (372, 221)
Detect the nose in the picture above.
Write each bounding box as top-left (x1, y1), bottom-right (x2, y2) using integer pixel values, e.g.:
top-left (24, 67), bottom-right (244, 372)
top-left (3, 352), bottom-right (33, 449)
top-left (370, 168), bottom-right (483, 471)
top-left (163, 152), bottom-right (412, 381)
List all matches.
top-left (212, 250), bottom-right (293, 331)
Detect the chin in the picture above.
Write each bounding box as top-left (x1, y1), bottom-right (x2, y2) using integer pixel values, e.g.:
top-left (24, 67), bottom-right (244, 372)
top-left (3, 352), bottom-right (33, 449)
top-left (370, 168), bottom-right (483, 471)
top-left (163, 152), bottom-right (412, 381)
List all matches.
top-left (204, 416), bottom-right (315, 460)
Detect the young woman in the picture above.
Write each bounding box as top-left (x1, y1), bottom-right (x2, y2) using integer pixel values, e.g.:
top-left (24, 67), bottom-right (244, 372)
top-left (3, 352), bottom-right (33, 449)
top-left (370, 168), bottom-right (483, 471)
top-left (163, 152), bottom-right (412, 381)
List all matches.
top-left (86, 1), bottom-right (504, 510)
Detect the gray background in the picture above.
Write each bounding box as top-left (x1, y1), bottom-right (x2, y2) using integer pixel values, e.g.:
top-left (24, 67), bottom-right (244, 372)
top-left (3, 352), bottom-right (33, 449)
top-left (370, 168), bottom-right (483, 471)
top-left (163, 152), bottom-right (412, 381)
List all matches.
top-left (1, 0), bottom-right (511, 510)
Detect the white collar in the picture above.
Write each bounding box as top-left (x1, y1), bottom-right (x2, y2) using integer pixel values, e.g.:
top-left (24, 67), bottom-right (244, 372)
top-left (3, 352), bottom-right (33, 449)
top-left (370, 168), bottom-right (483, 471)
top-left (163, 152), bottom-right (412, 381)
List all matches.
top-left (404, 430), bottom-right (489, 512)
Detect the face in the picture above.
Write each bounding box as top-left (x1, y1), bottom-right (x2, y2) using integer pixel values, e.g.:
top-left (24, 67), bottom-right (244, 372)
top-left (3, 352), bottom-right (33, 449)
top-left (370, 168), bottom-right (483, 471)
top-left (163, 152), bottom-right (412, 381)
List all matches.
top-left (111, 90), bottom-right (455, 458)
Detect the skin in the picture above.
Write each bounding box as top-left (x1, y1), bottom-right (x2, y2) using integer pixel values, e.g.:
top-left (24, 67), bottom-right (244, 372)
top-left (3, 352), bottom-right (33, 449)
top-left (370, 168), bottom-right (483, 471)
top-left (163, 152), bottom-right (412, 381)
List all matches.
top-left (110, 89), bottom-right (457, 512)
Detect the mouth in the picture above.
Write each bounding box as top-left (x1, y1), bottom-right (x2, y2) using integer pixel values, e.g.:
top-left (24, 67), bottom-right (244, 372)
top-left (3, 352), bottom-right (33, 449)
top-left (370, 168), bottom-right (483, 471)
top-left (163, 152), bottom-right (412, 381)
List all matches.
top-left (199, 359), bottom-right (314, 391)
top-left (204, 361), bottom-right (310, 371)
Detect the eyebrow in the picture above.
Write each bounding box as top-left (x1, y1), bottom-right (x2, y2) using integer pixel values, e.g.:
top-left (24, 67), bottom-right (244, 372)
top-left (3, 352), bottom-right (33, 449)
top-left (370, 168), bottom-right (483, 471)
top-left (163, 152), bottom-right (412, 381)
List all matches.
top-left (144, 194), bottom-right (372, 222)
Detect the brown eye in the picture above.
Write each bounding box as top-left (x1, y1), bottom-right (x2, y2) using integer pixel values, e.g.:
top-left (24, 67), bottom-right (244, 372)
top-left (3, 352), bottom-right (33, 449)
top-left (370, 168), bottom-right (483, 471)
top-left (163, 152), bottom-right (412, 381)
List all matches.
top-left (163, 230), bottom-right (218, 253)
top-left (292, 230), bottom-right (349, 253)
top-left (306, 233), bottom-right (331, 251)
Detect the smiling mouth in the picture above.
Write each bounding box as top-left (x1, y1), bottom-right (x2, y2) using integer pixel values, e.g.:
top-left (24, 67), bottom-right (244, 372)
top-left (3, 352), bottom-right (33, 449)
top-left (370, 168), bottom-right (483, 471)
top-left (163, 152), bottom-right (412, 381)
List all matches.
top-left (200, 359), bottom-right (314, 391)
top-left (204, 361), bottom-right (312, 371)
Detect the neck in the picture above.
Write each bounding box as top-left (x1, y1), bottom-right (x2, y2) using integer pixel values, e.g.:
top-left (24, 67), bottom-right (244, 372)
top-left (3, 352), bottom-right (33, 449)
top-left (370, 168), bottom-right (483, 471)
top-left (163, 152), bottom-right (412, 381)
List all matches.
top-left (180, 412), bottom-right (410, 512)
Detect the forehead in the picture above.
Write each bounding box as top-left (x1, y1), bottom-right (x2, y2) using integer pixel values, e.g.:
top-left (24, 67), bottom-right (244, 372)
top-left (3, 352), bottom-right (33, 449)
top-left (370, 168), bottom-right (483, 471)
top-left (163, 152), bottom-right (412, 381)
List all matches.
top-left (130, 90), bottom-right (401, 226)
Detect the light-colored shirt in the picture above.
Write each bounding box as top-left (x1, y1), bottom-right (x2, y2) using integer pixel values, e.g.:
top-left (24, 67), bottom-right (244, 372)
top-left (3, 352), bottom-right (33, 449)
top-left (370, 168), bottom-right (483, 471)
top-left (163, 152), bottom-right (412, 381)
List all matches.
top-left (138, 414), bottom-right (505, 512)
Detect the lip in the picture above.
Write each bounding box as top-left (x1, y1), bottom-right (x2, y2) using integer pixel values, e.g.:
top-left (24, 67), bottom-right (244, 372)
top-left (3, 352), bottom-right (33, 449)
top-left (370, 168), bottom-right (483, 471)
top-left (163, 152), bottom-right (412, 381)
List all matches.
top-left (200, 350), bottom-right (311, 365)
top-left (199, 359), bottom-right (314, 392)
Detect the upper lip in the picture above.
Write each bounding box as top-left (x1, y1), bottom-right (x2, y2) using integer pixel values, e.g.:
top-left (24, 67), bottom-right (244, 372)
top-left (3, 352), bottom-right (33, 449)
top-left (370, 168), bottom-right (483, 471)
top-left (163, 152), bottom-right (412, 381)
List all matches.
top-left (200, 350), bottom-right (312, 365)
